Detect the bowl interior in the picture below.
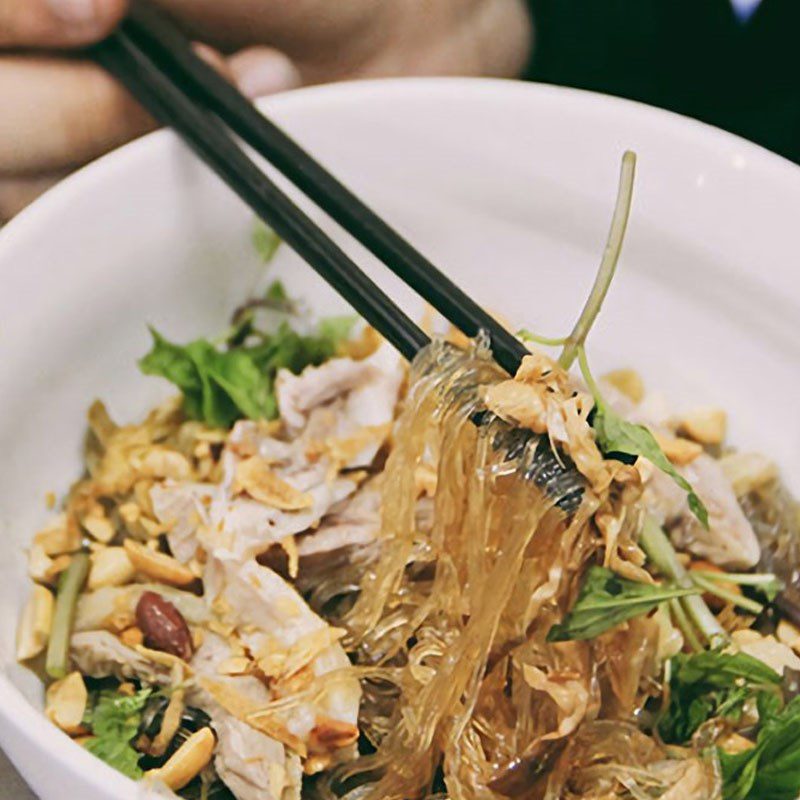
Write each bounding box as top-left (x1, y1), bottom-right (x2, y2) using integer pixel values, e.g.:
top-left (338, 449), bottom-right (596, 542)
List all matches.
top-left (0, 78), bottom-right (798, 798)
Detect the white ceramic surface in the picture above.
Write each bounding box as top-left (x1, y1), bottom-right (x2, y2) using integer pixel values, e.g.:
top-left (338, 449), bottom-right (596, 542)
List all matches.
top-left (0, 78), bottom-right (798, 799)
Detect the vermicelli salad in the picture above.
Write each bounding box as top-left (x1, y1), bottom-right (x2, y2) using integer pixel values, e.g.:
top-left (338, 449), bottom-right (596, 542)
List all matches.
top-left (17, 156), bottom-right (800, 800)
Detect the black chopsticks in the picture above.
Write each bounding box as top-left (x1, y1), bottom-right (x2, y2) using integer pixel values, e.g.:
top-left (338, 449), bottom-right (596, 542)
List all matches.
top-left (91, 31), bottom-right (429, 362)
top-left (90, 0), bottom-right (529, 376)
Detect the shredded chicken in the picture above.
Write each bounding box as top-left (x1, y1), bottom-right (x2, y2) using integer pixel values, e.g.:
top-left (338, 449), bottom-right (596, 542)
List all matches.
top-left (204, 552), bottom-right (360, 743)
top-left (296, 477), bottom-right (382, 574)
top-left (213, 714), bottom-right (302, 800)
top-left (276, 344), bottom-right (403, 468)
top-left (646, 453), bottom-right (760, 568)
top-left (70, 631), bottom-right (174, 684)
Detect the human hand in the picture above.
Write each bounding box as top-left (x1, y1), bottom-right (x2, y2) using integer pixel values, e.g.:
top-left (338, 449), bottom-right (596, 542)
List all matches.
top-left (0, 0), bottom-right (532, 222)
top-left (0, 0), bottom-right (301, 222)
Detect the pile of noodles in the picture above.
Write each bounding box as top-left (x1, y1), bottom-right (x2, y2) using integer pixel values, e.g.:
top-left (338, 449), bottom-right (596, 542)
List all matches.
top-left (299, 340), bottom-right (720, 800)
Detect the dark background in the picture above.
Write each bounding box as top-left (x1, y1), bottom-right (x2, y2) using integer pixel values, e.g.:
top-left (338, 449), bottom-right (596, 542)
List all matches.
top-left (526, 0), bottom-right (800, 163)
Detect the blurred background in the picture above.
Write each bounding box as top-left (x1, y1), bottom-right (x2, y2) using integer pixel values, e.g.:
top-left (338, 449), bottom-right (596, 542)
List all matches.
top-left (0, 0), bottom-right (795, 224)
top-left (528, 0), bottom-right (797, 163)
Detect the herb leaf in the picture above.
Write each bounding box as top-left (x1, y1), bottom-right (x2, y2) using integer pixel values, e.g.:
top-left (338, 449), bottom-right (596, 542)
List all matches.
top-left (140, 287), bottom-right (357, 429)
top-left (546, 565), bottom-right (699, 642)
top-left (720, 696), bottom-right (800, 800)
top-left (140, 333), bottom-right (274, 428)
top-left (592, 399), bottom-right (709, 528)
top-left (83, 688), bottom-right (152, 779)
top-left (659, 650), bottom-right (782, 744)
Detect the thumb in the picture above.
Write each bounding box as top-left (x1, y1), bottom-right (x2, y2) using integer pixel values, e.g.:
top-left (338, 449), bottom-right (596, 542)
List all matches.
top-left (0, 0), bottom-right (127, 48)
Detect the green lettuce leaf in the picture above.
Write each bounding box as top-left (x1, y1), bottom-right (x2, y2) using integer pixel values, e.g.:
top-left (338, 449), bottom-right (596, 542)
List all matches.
top-left (546, 565), bottom-right (698, 642)
top-left (140, 332), bottom-right (274, 428)
top-left (83, 688), bottom-right (152, 780)
top-left (140, 309), bottom-right (357, 429)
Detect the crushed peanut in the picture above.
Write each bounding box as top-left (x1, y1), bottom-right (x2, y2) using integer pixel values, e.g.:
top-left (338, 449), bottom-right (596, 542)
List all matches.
top-left (16, 585), bottom-right (54, 660)
top-left (123, 540), bottom-right (196, 587)
top-left (45, 672), bottom-right (87, 735)
top-left (677, 407), bottom-right (727, 446)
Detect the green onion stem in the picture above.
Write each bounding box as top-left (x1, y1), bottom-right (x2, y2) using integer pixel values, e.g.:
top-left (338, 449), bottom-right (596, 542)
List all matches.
top-left (690, 575), bottom-right (764, 615)
top-left (46, 552), bottom-right (90, 679)
top-left (691, 571), bottom-right (781, 587)
top-left (640, 516), bottom-right (726, 646)
top-left (669, 598), bottom-right (703, 652)
top-left (559, 151), bottom-right (637, 370)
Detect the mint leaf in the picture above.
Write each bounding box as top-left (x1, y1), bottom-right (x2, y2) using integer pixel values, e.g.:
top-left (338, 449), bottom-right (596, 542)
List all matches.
top-left (252, 222), bottom-right (281, 262)
top-left (592, 400), bottom-right (709, 528)
top-left (659, 650), bottom-right (781, 744)
top-left (720, 696), bottom-right (800, 800)
top-left (546, 565), bottom-right (698, 642)
top-left (83, 688), bottom-right (152, 780)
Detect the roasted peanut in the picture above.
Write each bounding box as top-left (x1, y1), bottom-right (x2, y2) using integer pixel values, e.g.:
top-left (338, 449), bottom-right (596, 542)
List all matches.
top-left (16, 585), bottom-right (54, 660)
top-left (123, 540), bottom-right (195, 587)
top-left (45, 672), bottom-right (87, 735)
top-left (653, 433), bottom-right (703, 466)
top-left (135, 591), bottom-right (194, 660)
top-left (603, 368), bottom-right (645, 404)
top-left (678, 407), bottom-right (727, 446)
top-left (88, 547), bottom-right (136, 589)
top-left (145, 727), bottom-right (215, 790)
top-left (82, 513), bottom-right (116, 543)
top-left (120, 626), bottom-right (145, 648)
top-left (34, 515), bottom-right (81, 556)
top-left (309, 717), bottom-right (359, 751)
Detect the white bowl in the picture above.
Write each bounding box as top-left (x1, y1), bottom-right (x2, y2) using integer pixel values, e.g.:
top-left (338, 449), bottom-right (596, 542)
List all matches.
top-left (1, 78), bottom-right (798, 799)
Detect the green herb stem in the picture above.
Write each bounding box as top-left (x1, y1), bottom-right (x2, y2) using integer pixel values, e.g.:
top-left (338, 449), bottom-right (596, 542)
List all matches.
top-left (640, 516), bottom-right (726, 646)
top-left (46, 552), bottom-right (89, 679)
top-left (577, 345), bottom-right (601, 398)
top-left (516, 329), bottom-right (568, 348)
top-left (692, 571), bottom-right (782, 588)
top-left (559, 151), bottom-right (636, 369)
top-left (691, 574), bottom-right (765, 615)
top-left (669, 597), bottom-right (703, 652)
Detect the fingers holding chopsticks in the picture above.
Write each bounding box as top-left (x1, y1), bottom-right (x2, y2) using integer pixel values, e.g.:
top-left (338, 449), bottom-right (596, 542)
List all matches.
top-left (0, 0), bottom-right (127, 48)
top-left (0, 0), bottom-right (299, 222)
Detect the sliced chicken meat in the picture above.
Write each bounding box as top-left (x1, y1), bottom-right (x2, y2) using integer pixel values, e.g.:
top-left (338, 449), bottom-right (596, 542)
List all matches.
top-left (204, 552), bottom-right (361, 744)
top-left (276, 344), bottom-right (403, 468)
top-left (645, 453), bottom-right (760, 569)
top-left (214, 714), bottom-right (302, 800)
top-left (70, 630), bottom-right (174, 684)
top-left (296, 477), bottom-right (382, 575)
top-left (189, 632), bottom-right (302, 800)
top-left (152, 461), bottom-right (358, 563)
